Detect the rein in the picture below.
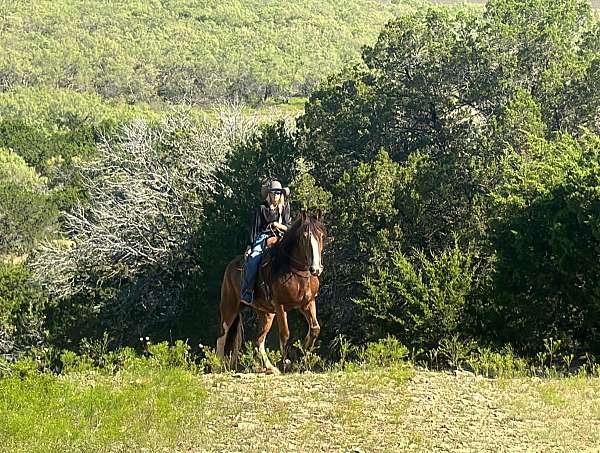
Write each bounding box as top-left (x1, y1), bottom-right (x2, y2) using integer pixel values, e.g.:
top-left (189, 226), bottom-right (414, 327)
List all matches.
top-left (280, 249), bottom-right (312, 277)
top-left (274, 233), bottom-right (312, 277)
top-left (271, 216), bottom-right (325, 279)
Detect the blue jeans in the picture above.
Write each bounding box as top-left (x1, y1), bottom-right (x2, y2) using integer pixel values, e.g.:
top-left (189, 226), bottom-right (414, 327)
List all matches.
top-left (241, 233), bottom-right (269, 302)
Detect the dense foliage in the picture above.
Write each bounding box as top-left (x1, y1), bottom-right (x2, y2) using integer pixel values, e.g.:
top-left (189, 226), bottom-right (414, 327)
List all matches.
top-left (490, 133), bottom-right (600, 352)
top-left (296, 0), bottom-right (600, 353)
top-left (0, 148), bottom-right (57, 256)
top-left (2, 0), bottom-right (600, 364)
top-left (0, 263), bottom-right (46, 357)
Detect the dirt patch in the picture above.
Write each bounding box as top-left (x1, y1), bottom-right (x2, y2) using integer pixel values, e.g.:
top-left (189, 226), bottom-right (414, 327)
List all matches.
top-left (182, 369), bottom-right (600, 452)
top-left (398, 371), bottom-right (600, 452)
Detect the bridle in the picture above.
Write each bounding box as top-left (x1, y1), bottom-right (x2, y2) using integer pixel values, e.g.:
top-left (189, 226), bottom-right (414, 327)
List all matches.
top-left (287, 222), bottom-right (323, 277)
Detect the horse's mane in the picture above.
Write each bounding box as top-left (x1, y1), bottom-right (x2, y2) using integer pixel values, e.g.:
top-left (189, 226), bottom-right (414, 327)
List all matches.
top-left (270, 214), bottom-right (326, 277)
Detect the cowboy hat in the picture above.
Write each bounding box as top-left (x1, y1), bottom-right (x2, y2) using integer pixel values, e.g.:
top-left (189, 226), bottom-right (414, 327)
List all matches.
top-left (261, 179), bottom-right (290, 198)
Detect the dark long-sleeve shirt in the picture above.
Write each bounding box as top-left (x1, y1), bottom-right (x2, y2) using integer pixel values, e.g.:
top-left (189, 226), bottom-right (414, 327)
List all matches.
top-left (250, 201), bottom-right (292, 243)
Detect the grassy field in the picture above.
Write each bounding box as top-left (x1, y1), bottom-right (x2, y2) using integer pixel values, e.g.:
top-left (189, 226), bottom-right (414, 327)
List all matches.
top-left (1, 366), bottom-right (599, 452)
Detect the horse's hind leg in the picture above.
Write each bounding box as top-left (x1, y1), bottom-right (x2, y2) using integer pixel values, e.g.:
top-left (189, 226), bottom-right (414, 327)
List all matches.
top-left (216, 306), bottom-right (240, 365)
top-left (256, 311), bottom-right (278, 374)
top-left (217, 263), bottom-right (242, 366)
top-left (216, 319), bottom-right (231, 361)
top-left (300, 299), bottom-right (320, 350)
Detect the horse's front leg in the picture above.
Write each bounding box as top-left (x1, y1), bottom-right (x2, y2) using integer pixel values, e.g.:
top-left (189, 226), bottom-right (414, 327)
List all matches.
top-left (300, 299), bottom-right (320, 350)
top-left (255, 311), bottom-right (278, 374)
top-left (274, 303), bottom-right (291, 372)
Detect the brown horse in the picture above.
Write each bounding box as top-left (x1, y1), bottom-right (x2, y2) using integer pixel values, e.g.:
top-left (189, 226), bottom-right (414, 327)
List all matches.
top-left (216, 211), bottom-right (326, 373)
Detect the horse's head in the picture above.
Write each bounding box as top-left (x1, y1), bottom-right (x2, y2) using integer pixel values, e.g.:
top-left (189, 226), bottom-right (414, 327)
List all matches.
top-left (297, 210), bottom-right (327, 276)
top-left (274, 210), bottom-right (327, 277)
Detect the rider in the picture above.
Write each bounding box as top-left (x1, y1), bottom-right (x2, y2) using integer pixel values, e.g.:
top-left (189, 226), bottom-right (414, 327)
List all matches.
top-left (240, 179), bottom-right (292, 306)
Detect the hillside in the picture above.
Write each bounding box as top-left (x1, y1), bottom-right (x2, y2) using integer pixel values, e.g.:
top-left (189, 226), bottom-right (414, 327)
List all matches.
top-left (0, 0), bottom-right (420, 104)
top-left (1, 0), bottom-right (598, 106)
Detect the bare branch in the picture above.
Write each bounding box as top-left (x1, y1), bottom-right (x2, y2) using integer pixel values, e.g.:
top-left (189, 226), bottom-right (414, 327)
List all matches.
top-left (32, 111), bottom-right (256, 306)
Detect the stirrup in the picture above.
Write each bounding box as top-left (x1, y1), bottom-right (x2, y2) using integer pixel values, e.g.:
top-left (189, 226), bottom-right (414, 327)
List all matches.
top-left (240, 298), bottom-right (253, 307)
top-left (240, 291), bottom-right (254, 307)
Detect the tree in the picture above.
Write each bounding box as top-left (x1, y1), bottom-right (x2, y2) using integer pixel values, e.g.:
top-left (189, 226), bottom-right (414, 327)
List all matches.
top-left (295, 0), bottom-right (600, 350)
top-left (289, 157), bottom-right (331, 213)
top-left (32, 111), bottom-right (257, 344)
top-left (489, 133), bottom-right (600, 352)
top-left (301, 0), bottom-right (600, 190)
top-left (0, 262), bottom-right (46, 358)
top-left (0, 148), bottom-right (57, 256)
top-left (483, 0), bottom-right (600, 133)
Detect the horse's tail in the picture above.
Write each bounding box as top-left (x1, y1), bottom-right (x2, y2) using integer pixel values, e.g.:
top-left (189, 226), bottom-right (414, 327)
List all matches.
top-left (225, 312), bottom-right (244, 370)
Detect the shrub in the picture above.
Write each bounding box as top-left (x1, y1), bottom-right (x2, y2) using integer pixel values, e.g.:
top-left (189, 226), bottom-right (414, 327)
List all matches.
top-left (146, 340), bottom-right (194, 370)
top-left (0, 263), bottom-right (47, 358)
top-left (356, 239), bottom-right (478, 349)
top-left (0, 148), bottom-right (57, 256)
top-left (359, 336), bottom-right (409, 368)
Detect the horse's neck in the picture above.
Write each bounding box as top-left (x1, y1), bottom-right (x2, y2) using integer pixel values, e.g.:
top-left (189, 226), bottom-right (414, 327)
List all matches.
top-left (288, 242), bottom-right (308, 271)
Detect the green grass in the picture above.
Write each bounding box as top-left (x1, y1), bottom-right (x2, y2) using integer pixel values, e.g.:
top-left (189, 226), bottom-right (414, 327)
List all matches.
top-left (0, 366), bottom-right (208, 452)
top-left (0, 365), bottom-right (413, 452)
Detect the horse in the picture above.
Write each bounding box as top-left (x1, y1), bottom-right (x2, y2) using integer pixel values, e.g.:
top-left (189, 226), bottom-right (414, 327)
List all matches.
top-left (216, 211), bottom-right (326, 374)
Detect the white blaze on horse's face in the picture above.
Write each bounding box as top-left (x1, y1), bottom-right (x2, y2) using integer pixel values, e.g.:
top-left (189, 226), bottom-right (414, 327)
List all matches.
top-left (309, 230), bottom-right (323, 276)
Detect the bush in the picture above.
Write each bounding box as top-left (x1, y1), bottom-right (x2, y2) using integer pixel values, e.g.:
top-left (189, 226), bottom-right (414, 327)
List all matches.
top-left (0, 263), bottom-right (47, 358)
top-left (0, 148), bottom-right (57, 256)
top-left (359, 336), bottom-right (409, 368)
top-left (146, 340), bottom-right (193, 370)
top-left (356, 239), bottom-right (478, 349)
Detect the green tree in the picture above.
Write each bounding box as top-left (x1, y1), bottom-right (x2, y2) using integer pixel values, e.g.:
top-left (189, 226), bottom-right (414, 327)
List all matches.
top-left (301, 0), bottom-right (600, 191)
top-left (490, 133), bottom-right (600, 353)
top-left (296, 0), bottom-right (600, 350)
top-left (0, 262), bottom-right (46, 357)
top-left (0, 148), bottom-right (57, 256)
top-left (289, 157), bottom-right (332, 212)
top-left (321, 151), bottom-right (403, 341)
top-left (483, 0), bottom-right (600, 132)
